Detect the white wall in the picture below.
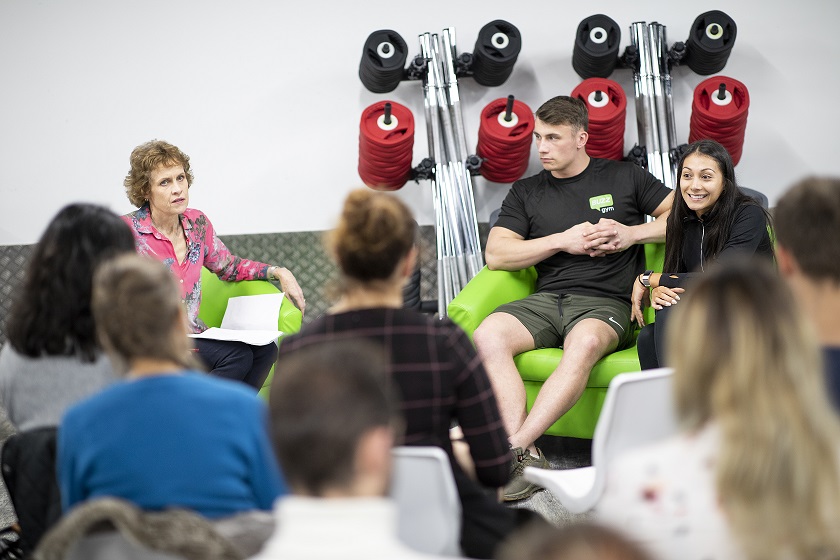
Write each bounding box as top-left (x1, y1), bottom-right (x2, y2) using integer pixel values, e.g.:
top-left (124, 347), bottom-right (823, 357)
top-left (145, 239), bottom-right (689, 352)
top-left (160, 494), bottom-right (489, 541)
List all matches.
top-left (1, 0), bottom-right (837, 245)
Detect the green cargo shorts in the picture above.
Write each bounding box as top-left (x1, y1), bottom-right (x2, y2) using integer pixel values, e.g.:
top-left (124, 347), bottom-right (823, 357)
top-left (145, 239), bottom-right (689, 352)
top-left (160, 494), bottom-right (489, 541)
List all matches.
top-left (495, 292), bottom-right (634, 350)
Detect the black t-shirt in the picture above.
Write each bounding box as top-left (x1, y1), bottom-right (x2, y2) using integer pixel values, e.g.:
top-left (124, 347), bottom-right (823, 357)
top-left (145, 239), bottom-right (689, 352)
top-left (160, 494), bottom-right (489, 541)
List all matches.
top-left (494, 158), bottom-right (670, 302)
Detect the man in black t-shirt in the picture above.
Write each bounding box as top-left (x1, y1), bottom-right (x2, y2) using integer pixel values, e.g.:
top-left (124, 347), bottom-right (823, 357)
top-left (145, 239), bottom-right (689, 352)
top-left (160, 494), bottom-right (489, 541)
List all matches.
top-left (472, 96), bottom-right (673, 501)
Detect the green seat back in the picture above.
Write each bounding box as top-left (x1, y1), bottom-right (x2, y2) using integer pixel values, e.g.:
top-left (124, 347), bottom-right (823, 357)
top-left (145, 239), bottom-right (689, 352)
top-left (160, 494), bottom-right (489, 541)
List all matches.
top-left (198, 267), bottom-right (303, 398)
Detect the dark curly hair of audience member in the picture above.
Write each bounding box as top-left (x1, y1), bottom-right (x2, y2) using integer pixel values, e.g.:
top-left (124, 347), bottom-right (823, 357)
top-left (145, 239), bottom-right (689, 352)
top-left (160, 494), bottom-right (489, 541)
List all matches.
top-left (6, 204), bottom-right (136, 362)
top-left (326, 189), bottom-right (417, 284)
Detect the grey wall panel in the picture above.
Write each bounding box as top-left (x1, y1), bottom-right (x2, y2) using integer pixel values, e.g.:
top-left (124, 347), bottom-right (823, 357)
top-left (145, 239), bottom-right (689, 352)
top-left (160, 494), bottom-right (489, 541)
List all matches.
top-left (0, 245), bottom-right (33, 347)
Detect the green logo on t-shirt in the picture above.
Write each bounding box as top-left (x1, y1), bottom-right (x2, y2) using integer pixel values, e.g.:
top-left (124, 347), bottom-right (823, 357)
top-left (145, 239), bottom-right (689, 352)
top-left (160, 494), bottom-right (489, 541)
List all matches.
top-left (589, 194), bottom-right (614, 212)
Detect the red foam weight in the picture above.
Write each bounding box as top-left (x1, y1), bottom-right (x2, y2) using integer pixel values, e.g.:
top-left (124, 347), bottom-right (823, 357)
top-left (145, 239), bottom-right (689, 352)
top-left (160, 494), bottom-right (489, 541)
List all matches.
top-left (571, 78), bottom-right (627, 123)
top-left (359, 143), bottom-right (413, 163)
top-left (690, 76), bottom-right (749, 166)
top-left (692, 76), bottom-right (749, 121)
top-left (358, 158), bottom-right (413, 176)
top-left (358, 164), bottom-right (410, 190)
top-left (360, 137), bottom-right (414, 153)
top-left (358, 100), bottom-right (415, 190)
top-left (476, 97), bottom-right (535, 184)
top-left (571, 78), bottom-right (626, 160)
top-left (358, 163), bottom-right (413, 178)
top-left (478, 98), bottom-right (535, 140)
top-left (359, 100), bottom-right (416, 146)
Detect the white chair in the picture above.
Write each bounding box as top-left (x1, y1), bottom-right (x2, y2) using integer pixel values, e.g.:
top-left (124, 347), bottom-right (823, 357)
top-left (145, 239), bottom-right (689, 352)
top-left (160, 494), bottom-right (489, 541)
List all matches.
top-left (389, 446), bottom-right (462, 557)
top-left (524, 367), bottom-right (677, 514)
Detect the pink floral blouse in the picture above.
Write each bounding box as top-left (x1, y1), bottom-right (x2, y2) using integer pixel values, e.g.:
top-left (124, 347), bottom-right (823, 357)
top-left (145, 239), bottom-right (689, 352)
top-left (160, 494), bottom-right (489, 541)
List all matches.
top-left (122, 205), bottom-right (271, 333)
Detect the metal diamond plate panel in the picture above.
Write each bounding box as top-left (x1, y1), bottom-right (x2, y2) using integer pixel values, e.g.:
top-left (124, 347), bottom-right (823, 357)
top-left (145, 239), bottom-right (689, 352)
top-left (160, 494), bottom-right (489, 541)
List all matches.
top-left (415, 224), bottom-right (490, 313)
top-left (220, 226), bottom-right (445, 321)
top-left (0, 245), bottom-right (33, 347)
top-left (0, 223), bottom-right (491, 343)
top-left (416, 226), bottom-right (437, 306)
top-left (218, 231), bottom-right (337, 322)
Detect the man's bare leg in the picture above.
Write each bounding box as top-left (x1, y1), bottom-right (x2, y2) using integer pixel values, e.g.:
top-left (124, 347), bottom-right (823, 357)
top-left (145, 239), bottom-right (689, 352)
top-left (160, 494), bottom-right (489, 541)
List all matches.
top-left (475, 315), bottom-right (620, 500)
top-left (472, 312), bottom-right (537, 439)
top-left (509, 318), bottom-right (619, 453)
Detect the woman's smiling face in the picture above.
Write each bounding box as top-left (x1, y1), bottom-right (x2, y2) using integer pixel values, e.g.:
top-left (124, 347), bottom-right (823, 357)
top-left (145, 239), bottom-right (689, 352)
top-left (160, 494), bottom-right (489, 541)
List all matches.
top-left (680, 153), bottom-right (724, 217)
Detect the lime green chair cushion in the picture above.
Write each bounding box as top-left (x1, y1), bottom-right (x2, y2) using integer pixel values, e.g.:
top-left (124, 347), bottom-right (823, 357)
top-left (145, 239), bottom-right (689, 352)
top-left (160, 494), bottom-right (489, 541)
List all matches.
top-left (448, 243), bottom-right (664, 439)
top-left (198, 267), bottom-right (303, 399)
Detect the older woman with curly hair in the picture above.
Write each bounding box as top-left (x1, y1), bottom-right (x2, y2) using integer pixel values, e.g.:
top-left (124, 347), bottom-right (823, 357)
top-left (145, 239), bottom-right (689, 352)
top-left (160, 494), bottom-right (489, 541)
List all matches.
top-left (121, 139), bottom-right (305, 388)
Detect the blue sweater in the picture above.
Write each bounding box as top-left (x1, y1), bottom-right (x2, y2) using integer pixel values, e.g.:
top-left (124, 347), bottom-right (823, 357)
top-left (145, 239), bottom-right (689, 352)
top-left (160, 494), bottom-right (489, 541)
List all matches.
top-left (58, 371), bottom-right (286, 518)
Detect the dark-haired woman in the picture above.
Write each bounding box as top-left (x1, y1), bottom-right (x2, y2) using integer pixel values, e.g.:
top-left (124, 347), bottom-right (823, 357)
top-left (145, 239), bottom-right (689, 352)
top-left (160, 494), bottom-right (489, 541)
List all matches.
top-left (276, 189), bottom-right (539, 559)
top-left (0, 204), bottom-right (136, 431)
top-left (632, 139), bottom-right (774, 369)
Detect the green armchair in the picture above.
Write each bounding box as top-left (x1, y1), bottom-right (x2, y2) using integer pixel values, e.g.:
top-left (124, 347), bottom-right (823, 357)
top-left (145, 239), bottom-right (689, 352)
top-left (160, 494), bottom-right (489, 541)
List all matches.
top-left (197, 267), bottom-right (303, 399)
top-left (448, 244), bottom-right (664, 439)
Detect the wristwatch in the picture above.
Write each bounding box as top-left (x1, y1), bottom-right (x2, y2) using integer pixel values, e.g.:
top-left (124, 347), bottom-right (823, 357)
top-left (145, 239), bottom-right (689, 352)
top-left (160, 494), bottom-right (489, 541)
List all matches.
top-left (640, 270), bottom-right (654, 287)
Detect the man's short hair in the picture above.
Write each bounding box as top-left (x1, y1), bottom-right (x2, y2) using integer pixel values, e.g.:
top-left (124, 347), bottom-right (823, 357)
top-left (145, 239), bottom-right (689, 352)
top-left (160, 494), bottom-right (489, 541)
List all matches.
top-left (535, 95), bottom-right (588, 132)
top-left (775, 176), bottom-right (840, 283)
top-left (269, 339), bottom-right (400, 495)
top-left (123, 140), bottom-right (194, 208)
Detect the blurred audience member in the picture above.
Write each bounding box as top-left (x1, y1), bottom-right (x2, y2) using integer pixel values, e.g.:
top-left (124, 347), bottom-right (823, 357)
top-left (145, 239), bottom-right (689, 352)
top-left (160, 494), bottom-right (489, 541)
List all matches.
top-left (0, 203), bottom-right (135, 549)
top-left (0, 203), bottom-right (135, 431)
top-left (599, 260), bottom-right (840, 559)
top-left (58, 254), bottom-right (285, 518)
top-left (276, 189), bottom-right (538, 559)
top-left (253, 340), bottom-right (448, 560)
top-left (775, 176), bottom-right (840, 408)
top-left (497, 521), bottom-right (653, 560)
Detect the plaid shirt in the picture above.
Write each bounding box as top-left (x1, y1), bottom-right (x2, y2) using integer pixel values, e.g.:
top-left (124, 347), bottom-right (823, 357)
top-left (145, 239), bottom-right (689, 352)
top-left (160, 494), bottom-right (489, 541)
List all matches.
top-left (122, 205), bottom-right (271, 333)
top-left (278, 307), bottom-right (512, 488)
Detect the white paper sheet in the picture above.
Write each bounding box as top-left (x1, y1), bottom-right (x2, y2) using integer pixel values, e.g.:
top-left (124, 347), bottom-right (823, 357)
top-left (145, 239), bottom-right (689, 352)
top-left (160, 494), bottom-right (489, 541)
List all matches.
top-left (190, 327), bottom-right (283, 346)
top-left (189, 293), bottom-right (285, 346)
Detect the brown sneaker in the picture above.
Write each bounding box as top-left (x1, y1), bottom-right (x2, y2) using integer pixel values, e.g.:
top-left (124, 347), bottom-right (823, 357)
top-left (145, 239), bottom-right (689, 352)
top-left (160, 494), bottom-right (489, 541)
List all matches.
top-left (503, 447), bottom-right (550, 502)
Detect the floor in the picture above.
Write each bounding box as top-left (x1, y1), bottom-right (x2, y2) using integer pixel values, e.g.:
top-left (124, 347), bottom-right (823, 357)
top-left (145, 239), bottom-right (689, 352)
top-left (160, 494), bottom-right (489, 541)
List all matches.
top-left (507, 435), bottom-right (594, 525)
